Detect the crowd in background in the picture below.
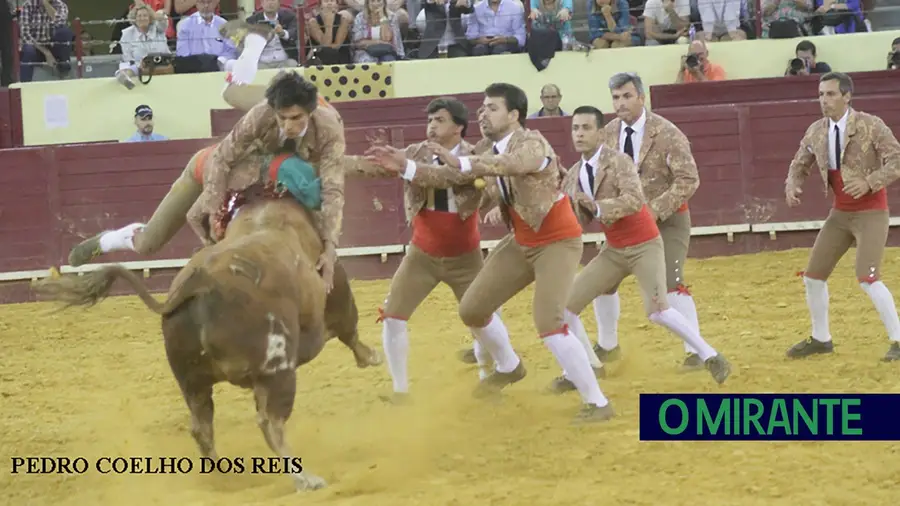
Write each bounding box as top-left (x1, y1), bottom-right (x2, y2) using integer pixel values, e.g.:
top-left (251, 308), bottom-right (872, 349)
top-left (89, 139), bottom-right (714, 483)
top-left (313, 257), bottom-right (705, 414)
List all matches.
top-left (0, 0), bottom-right (895, 86)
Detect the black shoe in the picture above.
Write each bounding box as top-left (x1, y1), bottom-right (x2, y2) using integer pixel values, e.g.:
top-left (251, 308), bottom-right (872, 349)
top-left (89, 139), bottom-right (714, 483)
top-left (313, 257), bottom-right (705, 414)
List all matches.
top-left (457, 348), bottom-right (477, 364)
top-left (882, 342), bottom-right (900, 362)
top-left (705, 354), bottom-right (731, 384)
top-left (545, 366), bottom-right (605, 395)
top-left (573, 403), bottom-right (615, 424)
top-left (593, 344), bottom-right (621, 362)
top-left (681, 353), bottom-right (705, 371)
top-left (473, 361), bottom-right (526, 398)
top-left (786, 337), bottom-right (834, 359)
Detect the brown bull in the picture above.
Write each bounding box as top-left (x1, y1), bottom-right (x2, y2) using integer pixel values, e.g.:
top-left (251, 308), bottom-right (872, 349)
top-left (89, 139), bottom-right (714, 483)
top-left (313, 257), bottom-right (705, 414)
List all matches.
top-left (33, 182), bottom-right (381, 492)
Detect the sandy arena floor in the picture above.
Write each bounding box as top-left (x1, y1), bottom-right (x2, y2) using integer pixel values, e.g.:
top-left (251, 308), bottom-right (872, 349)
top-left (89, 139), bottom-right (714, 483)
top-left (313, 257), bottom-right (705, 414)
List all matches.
top-left (2, 248), bottom-right (900, 506)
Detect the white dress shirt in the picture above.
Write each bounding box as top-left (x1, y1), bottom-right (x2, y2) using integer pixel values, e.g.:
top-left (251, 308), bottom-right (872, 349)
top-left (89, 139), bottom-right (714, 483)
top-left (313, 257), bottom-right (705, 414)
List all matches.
top-left (827, 109), bottom-right (849, 171)
top-left (619, 110), bottom-right (647, 163)
top-left (579, 145), bottom-right (603, 217)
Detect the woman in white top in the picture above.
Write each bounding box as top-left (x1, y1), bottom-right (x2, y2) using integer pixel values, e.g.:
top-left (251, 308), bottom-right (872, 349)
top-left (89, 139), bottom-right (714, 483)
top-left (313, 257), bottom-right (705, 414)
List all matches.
top-left (116, 4), bottom-right (171, 89)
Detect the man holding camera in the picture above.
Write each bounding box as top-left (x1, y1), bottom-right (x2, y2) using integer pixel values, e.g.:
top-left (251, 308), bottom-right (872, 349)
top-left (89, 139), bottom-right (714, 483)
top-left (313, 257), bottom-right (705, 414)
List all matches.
top-left (245, 0), bottom-right (299, 69)
top-left (785, 40), bottom-right (831, 76)
top-left (888, 37), bottom-right (900, 70)
top-left (676, 40), bottom-right (725, 83)
top-left (785, 72), bottom-right (900, 362)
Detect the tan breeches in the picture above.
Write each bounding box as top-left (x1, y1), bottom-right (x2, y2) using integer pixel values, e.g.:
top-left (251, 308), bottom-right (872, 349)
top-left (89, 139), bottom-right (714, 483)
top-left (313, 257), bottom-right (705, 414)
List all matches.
top-left (659, 211), bottom-right (692, 292)
top-left (132, 152), bottom-right (204, 255)
top-left (805, 209), bottom-right (889, 283)
top-left (382, 246), bottom-right (485, 320)
top-left (222, 83), bottom-right (267, 112)
top-left (458, 235), bottom-right (583, 335)
top-left (567, 237), bottom-right (669, 316)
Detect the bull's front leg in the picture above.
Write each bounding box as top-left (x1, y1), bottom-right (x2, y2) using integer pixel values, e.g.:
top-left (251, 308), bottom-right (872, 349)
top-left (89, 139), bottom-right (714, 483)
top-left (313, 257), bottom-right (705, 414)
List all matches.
top-left (253, 370), bottom-right (327, 492)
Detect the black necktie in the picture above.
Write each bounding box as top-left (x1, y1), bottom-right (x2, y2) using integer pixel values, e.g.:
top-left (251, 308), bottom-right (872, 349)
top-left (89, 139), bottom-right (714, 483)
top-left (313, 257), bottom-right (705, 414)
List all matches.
top-left (282, 137), bottom-right (297, 153)
top-left (624, 126), bottom-right (635, 160)
top-left (834, 125), bottom-right (841, 171)
top-left (494, 145), bottom-right (513, 204)
top-left (585, 162), bottom-right (594, 193)
top-left (432, 155), bottom-right (450, 211)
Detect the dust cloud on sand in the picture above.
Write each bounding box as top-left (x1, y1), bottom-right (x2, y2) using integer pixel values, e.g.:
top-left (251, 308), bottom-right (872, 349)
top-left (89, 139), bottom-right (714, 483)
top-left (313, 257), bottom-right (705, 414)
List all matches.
top-left (2, 248), bottom-right (900, 506)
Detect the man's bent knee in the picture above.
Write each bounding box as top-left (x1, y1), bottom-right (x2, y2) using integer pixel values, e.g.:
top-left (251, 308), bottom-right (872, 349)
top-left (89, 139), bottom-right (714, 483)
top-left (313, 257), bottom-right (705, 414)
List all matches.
top-left (459, 300), bottom-right (492, 328)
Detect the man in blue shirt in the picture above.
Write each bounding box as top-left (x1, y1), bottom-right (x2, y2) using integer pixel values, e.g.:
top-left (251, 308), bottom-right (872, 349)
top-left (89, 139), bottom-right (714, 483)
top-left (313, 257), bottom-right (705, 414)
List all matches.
top-left (124, 104), bottom-right (168, 142)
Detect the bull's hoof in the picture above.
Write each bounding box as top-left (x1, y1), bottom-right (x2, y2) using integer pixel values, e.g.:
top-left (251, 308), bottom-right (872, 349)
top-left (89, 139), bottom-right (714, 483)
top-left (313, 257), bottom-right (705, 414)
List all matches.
top-left (355, 345), bottom-right (383, 368)
top-left (293, 471), bottom-right (327, 491)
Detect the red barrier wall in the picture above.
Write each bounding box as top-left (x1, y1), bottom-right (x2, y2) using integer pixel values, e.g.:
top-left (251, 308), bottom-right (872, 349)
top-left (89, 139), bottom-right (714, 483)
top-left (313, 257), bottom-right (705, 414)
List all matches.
top-left (3, 92), bottom-right (900, 304)
top-left (649, 69), bottom-right (898, 110)
top-left (210, 93), bottom-right (486, 137)
top-left (0, 88), bottom-right (24, 149)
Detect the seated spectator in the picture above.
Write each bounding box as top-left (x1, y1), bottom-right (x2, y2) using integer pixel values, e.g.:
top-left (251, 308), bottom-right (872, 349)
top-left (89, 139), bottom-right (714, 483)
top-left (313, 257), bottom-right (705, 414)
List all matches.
top-left (588, 0), bottom-right (638, 49)
top-left (466, 0), bottom-right (526, 56)
top-left (124, 105), bottom-right (168, 142)
top-left (529, 0), bottom-right (572, 45)
top-left (812, 0), bottom-right (865, 35)
top-left (116, 5), bottom-right (171, 89)
top-left (697, 0), bottom-right (746, 41)
top-left (761, 0), bottom-right (812, 38)
top-left (136, 0), bottom-right (176, 38)
top-left (176, 0), bottom-right (237, 72)
top-left (18, 0), bottom-right (75, 82)
top-left (417, 0), bottom-right (474, 59)
top-left (345, 0), bottom-right (410, 35)
top-left (528, 83), bottom-right (567, 118)
top-left (307, 0), bottom-right (354, 64)
top-left (351, 0), bottom-right (405, 62)
top-left (677, 39), bottom-right (726, 82)
top-left (888, 37), bottom-right (900, 70)
top-left (643, 0), bottom-right (690, 45)
top-left (784, 39), bottom-right (831, 75)
top-left (247, 0), bottom-right (300, 69)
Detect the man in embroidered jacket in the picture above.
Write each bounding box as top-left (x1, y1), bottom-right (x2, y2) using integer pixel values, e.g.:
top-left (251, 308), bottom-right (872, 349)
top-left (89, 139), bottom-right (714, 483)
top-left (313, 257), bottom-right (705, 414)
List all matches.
top-left (350, 97), bottom-right (518, 399)
top-left (597, 72), bottom-right (706, 370)
top-left (785, 72), bottom-right (900, 362)
top-left (548, 106), bottom-right (730, 397)
top-left (367, 83), bottom-right (611, 423)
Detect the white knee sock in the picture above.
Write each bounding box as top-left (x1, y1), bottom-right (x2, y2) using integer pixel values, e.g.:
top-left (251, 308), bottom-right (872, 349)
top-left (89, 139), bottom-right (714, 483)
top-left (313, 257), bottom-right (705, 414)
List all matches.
top-left (666, 292), bottom-right (701, 354)
top-left (228, 33), bottom-right (267, 85)
top-left (543, 330), bottom-right (609, 408)
top-left (472, 337), bottom-right (495, 380)
top-left (470, 315), bottom-right (520, 373)
top-left (563, 310), bottom-right (603, 368)
top-left (592, 293), bottom-right (620, 350)
top-left (860, 281), bottom-right (900, 342)
top-left (804, 276), bottom-right (831, 343)
top-left (98, 223), bottom-right (144, 253)
top-left (649, 308), bottom-right (717, 361)
top-left (382, 318), bottom-right (409, 393)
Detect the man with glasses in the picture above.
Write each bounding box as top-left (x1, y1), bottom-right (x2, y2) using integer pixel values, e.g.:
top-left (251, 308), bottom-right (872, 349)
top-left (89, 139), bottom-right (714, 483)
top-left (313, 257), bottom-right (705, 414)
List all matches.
top-left (528, 83), bottom-right (567, 119)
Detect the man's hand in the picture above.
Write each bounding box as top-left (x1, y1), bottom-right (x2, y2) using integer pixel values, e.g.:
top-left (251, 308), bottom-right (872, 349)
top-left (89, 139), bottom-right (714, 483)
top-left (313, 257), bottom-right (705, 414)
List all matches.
top-left (426, 142), bottom-right (461, 168)
top-left (489, 36), bottom-right (511, 46)
top-left (483, 206), bottom-right (503, 225)
top-left (186, 205), bottom-right (216, 246)
top-left (600, 5), bottom-right (612, 15)
top-left (39, 47), bottom-right (56, 66)
top-left (316, 243), bottom-right (337, 293)
top-left (365, 145), bottom-right (407, 175)
top-left (844, 179), bottom-right (871, 199)
top-left (528, 9), bottom-right (539, 20)
top-left (785, 184), bottom-right (802, 207)
top-left (274, 23), bottom-right (285, 36)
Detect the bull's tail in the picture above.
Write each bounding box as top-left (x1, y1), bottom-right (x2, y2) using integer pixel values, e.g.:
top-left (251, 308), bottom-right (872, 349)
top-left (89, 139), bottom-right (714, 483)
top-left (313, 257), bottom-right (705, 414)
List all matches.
top-left (32, 264), bottom-right (216, 317)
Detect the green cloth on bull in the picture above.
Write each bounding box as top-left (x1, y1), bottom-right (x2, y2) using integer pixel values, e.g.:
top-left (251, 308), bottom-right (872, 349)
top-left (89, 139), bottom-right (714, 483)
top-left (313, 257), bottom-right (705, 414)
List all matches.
top-left (261, 153), bottom-right (322, 210)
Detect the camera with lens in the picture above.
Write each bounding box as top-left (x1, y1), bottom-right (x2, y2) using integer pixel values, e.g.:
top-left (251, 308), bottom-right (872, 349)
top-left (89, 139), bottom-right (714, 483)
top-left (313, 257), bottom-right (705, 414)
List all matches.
top-left (685, 54), bottom-right (700, 69)
top-left (788, 58), bottom-right (807, 75)
top-left (890, 51), bottom-right (900, 70)
top-left (152, 55), bottom-right (165, 65)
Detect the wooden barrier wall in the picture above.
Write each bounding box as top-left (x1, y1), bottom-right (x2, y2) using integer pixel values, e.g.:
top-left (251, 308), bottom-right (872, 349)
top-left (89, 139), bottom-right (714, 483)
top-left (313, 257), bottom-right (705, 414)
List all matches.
top-left (0, 88), bottom-right (23, 149)
top-left (648, 69), bottom-right (898, 110)
top-left (209, 93), bottom-right (486, 137)
top-left (3, 91), bottom-right (900, 304)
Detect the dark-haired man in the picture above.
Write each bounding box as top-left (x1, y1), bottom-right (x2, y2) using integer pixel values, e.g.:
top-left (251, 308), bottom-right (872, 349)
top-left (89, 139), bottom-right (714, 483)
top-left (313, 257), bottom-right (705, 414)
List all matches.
top-left (595, 72), bottom-right (707, 370)
top-left (367, 83), bottom-right (612, 423)
top-left (785, 72), bottom-right (900, 362)
top-left (548, 105), bottom-right (730, 395)
top-left (350, 97), bottom-right (517, 399)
